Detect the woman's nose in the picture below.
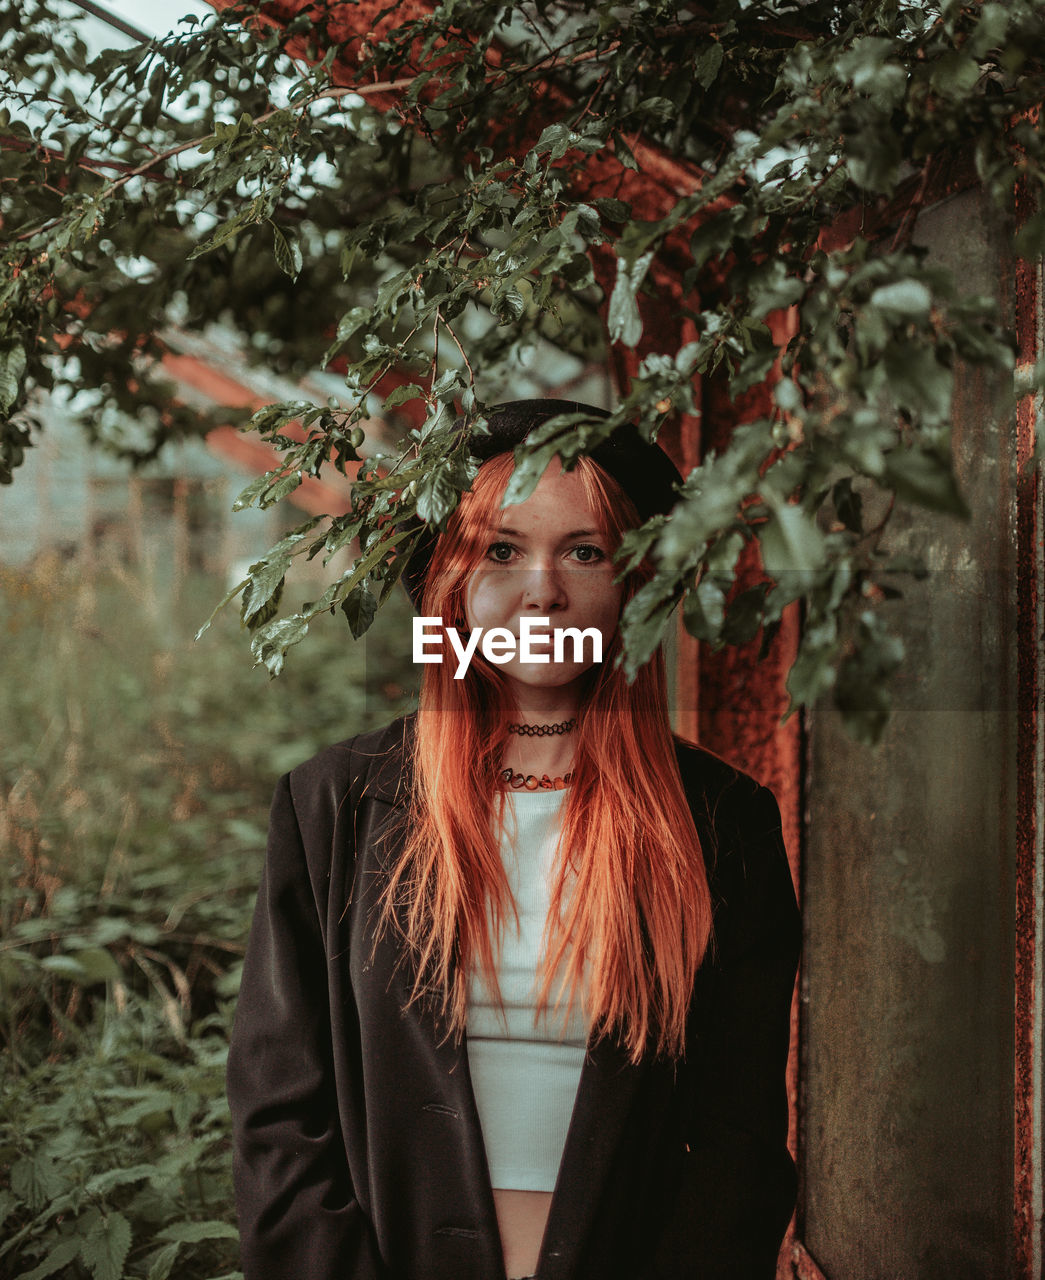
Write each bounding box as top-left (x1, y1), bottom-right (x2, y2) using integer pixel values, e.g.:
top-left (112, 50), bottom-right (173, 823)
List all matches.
top-left (520, 561), bottom-right (567, 612)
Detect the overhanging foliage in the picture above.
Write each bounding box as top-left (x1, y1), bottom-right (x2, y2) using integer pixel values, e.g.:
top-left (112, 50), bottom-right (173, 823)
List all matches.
top-left (2, 0), bottom-right (1044, 741)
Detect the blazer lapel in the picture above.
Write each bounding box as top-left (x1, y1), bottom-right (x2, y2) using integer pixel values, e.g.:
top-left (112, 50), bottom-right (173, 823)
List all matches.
top-left (354, 715), bottom-right (507, 1277)
top-left (537, 1035), bottom-right (647, 1280)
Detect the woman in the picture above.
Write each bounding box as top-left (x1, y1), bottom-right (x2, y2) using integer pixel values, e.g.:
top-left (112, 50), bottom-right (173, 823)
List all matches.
top-left (226, 399), bottom-right (801, 1280)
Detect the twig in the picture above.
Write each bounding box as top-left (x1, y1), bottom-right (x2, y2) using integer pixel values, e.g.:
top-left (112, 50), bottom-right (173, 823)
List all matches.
top-left (573, 69), bottom-right (610, 129)
top-left (0, 135), bottom-right (138, 177)
top-left (94, 78), bottom-right (419, 202)
top-left (0, 82), bottom-right (161, 157)
top-left (441, 312), bottom-right (474, 384)
top-left (807, 156), bottom-right (845, 202)
top-left (888, 156), bottom-right (934, 254)
top-left (518, 2), bottom-right (558, 59)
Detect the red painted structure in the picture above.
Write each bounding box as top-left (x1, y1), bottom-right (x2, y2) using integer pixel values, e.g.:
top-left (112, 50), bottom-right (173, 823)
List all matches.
top-left (163, 352), bottom-right (359, 515)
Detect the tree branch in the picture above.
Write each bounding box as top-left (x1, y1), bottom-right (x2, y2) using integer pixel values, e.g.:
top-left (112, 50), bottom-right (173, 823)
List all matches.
top-left (9, 76), bottom-right (419, 244)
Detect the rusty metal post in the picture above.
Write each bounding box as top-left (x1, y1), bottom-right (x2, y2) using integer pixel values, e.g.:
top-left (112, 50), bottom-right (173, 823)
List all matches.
top-left (1014, 174), bottom-right (1044, 1280)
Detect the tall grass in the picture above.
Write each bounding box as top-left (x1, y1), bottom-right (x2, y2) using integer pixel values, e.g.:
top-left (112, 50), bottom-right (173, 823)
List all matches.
top-left (0, 556), bottom-right (418, 1280)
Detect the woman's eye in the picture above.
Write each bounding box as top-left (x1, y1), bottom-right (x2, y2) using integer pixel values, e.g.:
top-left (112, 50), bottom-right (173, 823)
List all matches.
top-left (487, 542), bottom-right (516, 563)
top-left (571, 544), bottom-right (605, 563)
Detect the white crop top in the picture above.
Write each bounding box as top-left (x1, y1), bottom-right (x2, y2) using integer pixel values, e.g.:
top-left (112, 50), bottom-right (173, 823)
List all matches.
top-left (465, 787), bottom-right (589, 1192)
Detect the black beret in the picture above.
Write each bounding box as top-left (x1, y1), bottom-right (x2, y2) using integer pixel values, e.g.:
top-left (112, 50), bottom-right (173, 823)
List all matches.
top-left (400, 398), bottom-right (682, 611)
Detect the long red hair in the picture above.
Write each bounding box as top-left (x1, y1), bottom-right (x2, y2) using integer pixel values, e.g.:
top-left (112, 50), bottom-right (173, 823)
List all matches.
top-left (379, 453), bottom-right (713, 1063)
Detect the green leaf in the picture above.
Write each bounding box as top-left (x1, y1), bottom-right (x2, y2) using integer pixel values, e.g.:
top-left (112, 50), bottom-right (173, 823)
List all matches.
top-left (619, 576), bottom-right (680, 677)
top-left (323, 514), bottom-right (364, 560)
top-left (847, 128), bottom-right (901, 193)
top-left (156, 1221), bottom-right (239, 1245)
top-left (146, 1242), bottom-right (180, 1280)
top-left (835, 612), bottom-right (905, 745)
top-left (966, 3), bottom-right (1009, 58)
top-left (187, 208), bottom-right (255, 259)
top-left (241, 561), bottom-right (286, 628)
top-left (14, 1237), bottom-right (81, 1280)
top-left (11, 1155), bottom-right (65, 1210)
top-left (335, 308), bottom-right (369, 344)
top-left (80, 1210), bottom-right (131, 1280)
top-left (341, 581), bottom-right (377, 638)
top-left (250, 614), bottom-right (311, 677)
top-left (70, 947), bottom-right (121, 983)
top-left (595, 198), bottom-right (630, 223)
top-left (695, 41), bottom-right (724, 90)
top-left (500, 440), bottom-right (560, 508)
top-left (785, 631), bottom-right (839, 711)
top-left (85, 1165), bottom-right (157, 1196)
top-left (636, 96), bottom-right (676, 120)
top-left (491, 285), bottom-right (525, 324)
top-left (683, 577), bottom-right (726, 642)
top-left (882, 344), bottom-right (953, 420)
top-left (0, 1189), bottom-right (17, 1234)
top-left (930, 51), bottom-right (981, 97)
top-left (869, 279), bottom-right (932, 319)
top-left (1014, 212), bottom-right (1045, 260)
top-left (730, 344), bottom-right (778, 396)
top-left (194, 578), bottom-right (248, 641)
top-left (607, 250), bottom-right (653, 347)
top-left (415, 461), bottom-right (458, 526)
top-left (430, 369), bottom-right (462, 398)
top-left (836, 36), bottom-right (897, 92)
top-left (882, 448), bottom-right (969, 515)
top-left (383, 383), bottom-right (425, 408)
top-left (261, 470), bottom-right (304, 508)
top-left (39, 954), bottom-right (91, 981)
top-left (111, 1094), bottom-right (174, 1128)
top-left (760, 503), bottom-right (826, 578)
top-left (271, 224), bottom-right (303, 280)
top-left (720, 584), bottom-right (769, 644)
top-left (773, 379), bottom-right (802, 413)
top-left (533, 123), bottom-right (580, 161)
top-left (231, 474), bottom-right (273, 513)
top-left (141, 62), bottom-right (166, 128)
top-left (0, 345), bottom-right (27, 414)
top-left (612, 130), bottom-right (638, 170)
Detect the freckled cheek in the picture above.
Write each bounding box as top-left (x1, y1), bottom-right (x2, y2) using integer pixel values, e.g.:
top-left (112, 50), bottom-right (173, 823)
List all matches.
top-left (463, 572), bottom-right (510, 629)
top-left (573, 578), bottom-right (625, 636)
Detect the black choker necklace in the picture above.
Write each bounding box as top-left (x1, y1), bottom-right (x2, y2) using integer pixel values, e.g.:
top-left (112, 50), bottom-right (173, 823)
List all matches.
top-left (506, 718), bottom-right (577, 737)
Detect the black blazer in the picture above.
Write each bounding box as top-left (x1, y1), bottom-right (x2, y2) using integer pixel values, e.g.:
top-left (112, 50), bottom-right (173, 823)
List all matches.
top-left (226, 713), bottom-right (801, 1280)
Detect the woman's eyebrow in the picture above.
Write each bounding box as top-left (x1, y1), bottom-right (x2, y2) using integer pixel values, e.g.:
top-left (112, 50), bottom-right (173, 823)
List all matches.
top-left (492, 526), bottom-right (603, 539)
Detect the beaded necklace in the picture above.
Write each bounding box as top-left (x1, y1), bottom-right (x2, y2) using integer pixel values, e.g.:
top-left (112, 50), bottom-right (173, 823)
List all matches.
top-left (500, 718), bottom-right (576, 789)
top-left (499, 768), bottom-right (574, 791)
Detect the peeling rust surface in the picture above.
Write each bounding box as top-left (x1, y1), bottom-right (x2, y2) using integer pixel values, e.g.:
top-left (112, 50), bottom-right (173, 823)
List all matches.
top-left (1013, 174), bottom-right (1043, 1280)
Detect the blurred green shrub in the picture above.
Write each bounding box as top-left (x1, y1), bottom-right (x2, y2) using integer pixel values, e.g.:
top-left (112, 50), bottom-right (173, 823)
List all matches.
top-left (0, 558), bottom-right (418, 1279)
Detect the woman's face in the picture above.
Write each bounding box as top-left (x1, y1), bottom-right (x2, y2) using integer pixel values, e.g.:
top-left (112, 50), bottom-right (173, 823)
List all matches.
top-left (463, 458), bottom-right (624, 698)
